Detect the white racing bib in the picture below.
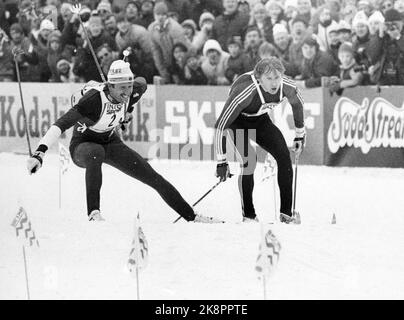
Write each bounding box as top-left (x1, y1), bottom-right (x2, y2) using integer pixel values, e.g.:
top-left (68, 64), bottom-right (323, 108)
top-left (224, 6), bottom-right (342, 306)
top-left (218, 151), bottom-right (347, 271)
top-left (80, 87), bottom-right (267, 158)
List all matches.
top-left (89, 86), bottom-right (128, 133)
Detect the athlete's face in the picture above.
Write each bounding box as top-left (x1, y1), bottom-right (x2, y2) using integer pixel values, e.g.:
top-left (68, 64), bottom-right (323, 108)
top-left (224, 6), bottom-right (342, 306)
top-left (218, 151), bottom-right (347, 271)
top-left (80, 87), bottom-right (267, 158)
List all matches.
top-left (259, 70), bottom-right (282, 94)
top-left (109, 82), bottom-right (133, 103)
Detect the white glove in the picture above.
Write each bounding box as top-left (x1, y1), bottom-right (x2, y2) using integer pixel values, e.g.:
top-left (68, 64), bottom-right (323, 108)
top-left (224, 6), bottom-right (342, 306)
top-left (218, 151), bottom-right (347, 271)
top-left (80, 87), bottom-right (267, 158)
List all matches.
top-left (27, 151), bottom-right (44, 175)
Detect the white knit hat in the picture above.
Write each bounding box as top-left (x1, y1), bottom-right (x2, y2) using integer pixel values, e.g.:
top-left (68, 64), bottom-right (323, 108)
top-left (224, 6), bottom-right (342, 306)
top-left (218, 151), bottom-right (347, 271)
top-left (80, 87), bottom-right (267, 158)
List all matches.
top-left (40, 19), bottom-right (55, 32)
top-left (202, 39), bottom-right (223, 57)
top-left (368, 10), bottom-right (385, 24)
top-left (107, 60), bottom-right (134, 84)
top-left (272, 23), bottom-right (288, 37)
top-left (284, 0), bottom-right (298, 9)
top-left (352, 11), bottom-right (369, 28)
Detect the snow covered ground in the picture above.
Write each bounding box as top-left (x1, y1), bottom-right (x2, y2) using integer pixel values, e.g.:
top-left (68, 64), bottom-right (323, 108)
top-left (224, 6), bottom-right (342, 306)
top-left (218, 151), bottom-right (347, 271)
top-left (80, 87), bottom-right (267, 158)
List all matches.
top-left (1, 152), bottom-right (404, 300)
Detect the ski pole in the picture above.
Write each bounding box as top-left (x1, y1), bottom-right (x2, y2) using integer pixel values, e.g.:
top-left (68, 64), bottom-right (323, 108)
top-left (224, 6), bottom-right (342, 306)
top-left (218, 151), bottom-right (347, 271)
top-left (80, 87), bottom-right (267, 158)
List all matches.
top-left (173, 174), bottom-right (233, 223)
top-left (13, 47), bottom-right (32, 156)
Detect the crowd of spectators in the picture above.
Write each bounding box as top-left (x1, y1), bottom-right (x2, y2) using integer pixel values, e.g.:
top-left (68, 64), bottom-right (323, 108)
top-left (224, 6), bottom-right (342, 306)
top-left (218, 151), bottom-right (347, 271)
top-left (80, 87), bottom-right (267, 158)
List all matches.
top-left (1, 0), bottom-right (404, 91)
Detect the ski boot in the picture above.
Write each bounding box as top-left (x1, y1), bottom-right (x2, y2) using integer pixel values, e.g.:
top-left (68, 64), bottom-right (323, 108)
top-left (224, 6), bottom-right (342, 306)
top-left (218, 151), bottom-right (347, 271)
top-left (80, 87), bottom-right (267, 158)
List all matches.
top-left (280, 211), bottom-right (301, 224)
top-left (194, 213), bottom-right (224, 223)
top-left (242, 216), bottom-right (259, 223)
top-left (89, 210), bottom-right (105, 221)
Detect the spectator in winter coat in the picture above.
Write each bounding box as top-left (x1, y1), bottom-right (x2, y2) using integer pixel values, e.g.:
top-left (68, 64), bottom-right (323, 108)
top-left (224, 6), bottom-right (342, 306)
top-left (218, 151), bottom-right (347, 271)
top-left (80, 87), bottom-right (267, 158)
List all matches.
top-left (115, 13), bottom-right (153, 55)
top-left (55, 58), bottom-right (78, 83)
top-left (162, 0), bottom-right (193, 24)
top-left (337, 20), bottom-right (353, 43)
top-left (272, 23), bottom-right (299, 77)
top-left (183, 49), bottom-right (207, 85)
top-left (188, 0), bottom-right (223, 26)
top-left (169, 42), bottom-right (188, 84)
top-left (295, 34), bottom-right (339, 88)
top-left (9, 23), bottom-right (39, 82)
top-left (201, 39), bottom-right (230, 85)
top-left (47, 30), bottom-right (70, 82)
top-left (0, 27), bottom-right (14, 81)
top-left (326, 22), bottom-right (341, 65)
top-left (358, 0), bottom-right (373, 17)
top-left (368, 11), bottom-right (385, 36)
top-left (104, 14), bottom-right (119, 39)
top-left (326, 41), bottom-right (363, 95)
top-left (243, 26), bottom-right (264, 70)
top-left (249, 2), bottom-right (275, 44)
top-left (225, 37), bottom-right (251, 82)
top-left (313, 6), bottom-right (340, 52)
top-left (192, 11), bottom-right (215, 54)
top-left (148, 1), bottom-right (189, 84)
top-left (181, 19), bottom-right (198, 45)
top-left (288, 17), bottom-right (310, 75)
top-left (369, 9), bottom-right (404, 85)
top-left (284, 0), bottom-right (299, 24)
top-left (211, 0), bottom-right (249, 51)
top-left (96, 0), bottom-right (113, 22)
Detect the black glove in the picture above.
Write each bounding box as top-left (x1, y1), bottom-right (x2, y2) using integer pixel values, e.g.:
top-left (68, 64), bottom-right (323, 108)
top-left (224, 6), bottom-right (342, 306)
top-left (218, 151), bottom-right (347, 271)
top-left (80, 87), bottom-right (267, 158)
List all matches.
top-left (293, 128), bottom-right (306, 155)
top-left (216, 162), bottom-right (231, 181)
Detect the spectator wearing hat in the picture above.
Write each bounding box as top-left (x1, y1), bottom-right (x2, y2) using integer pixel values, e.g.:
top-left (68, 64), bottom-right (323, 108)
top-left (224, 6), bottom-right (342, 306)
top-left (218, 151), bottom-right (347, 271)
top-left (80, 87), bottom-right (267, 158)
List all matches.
top-left (288, 17), bottom-right (310, 74)
top-left (243, 26), bottom-right (264, 69)
top-left (55, 58), bottom-right (78, 82)
top-left (181, 19), bottom-right (197, 44)
top-left (95, 43), bottom-right (119, 78)
top-left (225, 37), bottom-right (251, 82)
top-left (183, 49), bottom-right (208, 85)
top-left (201, 39), bottom-right (230, 85)
top-left (327, 41), bottom-right (363, 95)
top-left (9, 23), bottom-right (39, 82)
top-left (249, 2), bottom-right (275, 44)
top-left (188, 0), bottom-right (223, 25)
top-left (125, 1), bottom-right (142, 25)
top-left (59, 2), bottom-right (74, 30)
top-left (284, 0), bottom-right (299, 24)
top-left (159, 0), bottom-right (193, 24)
top-left (295, 34), bottom-right (338, 88)
top-left (368, 10), bottom-right (385, 36)
top-left (47, 30), bottom-right (70, 82)
top-left (0, 27), bottom-right (14, 82)
top-left (369, 8), bottom-right (404, 85)
top-left (192, 11), bottom-right (215, 54)
top-left (351, 11), bottom-right (372, 55)
top-left (238, 0), bottom-right (250, 16)
top-left (115, 13), bottom-right (153, 56)
top-left (211, 0), bottom-right (250, 52)
top-left (381, 0), bottom-right (395, 14)
top-left (97, 0), bottom-right (112, 21)
top-left (148, 1), bottom-right (189, 84)
top-left (29, 19), bottom-right (56, 82)
top-left (358, 0), bottom-right (373, 17)
top-left (17, 0), bottom-right (36, 36)
top-left (325, 21), bottom-right (341, 65)
top-left (337, 20), bottom-right (353, 43)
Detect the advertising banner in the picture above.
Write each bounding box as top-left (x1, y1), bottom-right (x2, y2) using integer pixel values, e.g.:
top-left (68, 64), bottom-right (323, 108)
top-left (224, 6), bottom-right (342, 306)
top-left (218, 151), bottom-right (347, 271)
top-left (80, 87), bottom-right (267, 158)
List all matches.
top-left (153, 85), bottom-right (324, 164)
top-left (324, 86), bottom-right (404, 168)
top-left (0, 83), bottom-right (155, 158)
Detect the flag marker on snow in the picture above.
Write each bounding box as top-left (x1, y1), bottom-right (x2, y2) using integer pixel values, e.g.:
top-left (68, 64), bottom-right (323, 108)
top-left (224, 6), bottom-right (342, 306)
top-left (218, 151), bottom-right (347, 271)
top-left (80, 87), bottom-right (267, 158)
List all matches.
top-left (127, 212), bottom-right (148, 300)
top-left (331, 213), bottom-right (336, 224)
top-left (255, 224), bottom-right (281, 299)
top-left (11, 207), bottom-right (40, 299)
